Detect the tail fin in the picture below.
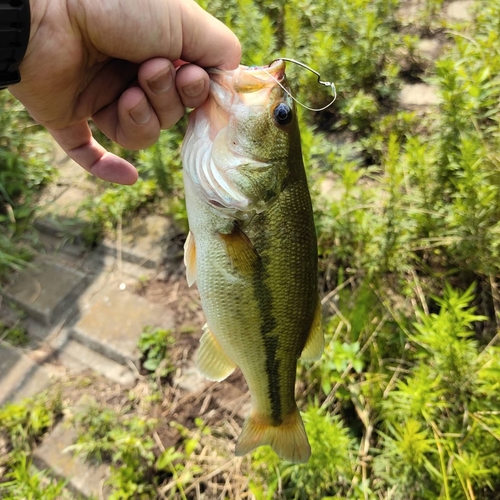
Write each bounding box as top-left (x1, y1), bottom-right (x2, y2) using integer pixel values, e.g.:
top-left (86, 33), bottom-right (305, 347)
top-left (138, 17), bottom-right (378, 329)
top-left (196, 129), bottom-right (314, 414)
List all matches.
top-left (235, 406), bottom-right (310, 463)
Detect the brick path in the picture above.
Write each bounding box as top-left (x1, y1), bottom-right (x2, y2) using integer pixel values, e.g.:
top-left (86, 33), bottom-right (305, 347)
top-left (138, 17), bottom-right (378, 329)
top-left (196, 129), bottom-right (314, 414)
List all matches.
top-left (0, 143), bottom-right (192, 497)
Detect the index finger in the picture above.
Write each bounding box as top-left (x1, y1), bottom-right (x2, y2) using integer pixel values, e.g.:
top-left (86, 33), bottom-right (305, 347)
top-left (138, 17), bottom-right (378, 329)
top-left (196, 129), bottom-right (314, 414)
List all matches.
top-left (49, 121), bottom-right (139, 185)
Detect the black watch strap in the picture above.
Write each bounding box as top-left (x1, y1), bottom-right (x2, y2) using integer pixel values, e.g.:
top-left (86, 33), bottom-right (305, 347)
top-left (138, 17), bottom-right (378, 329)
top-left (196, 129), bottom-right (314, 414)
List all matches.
top-left (0, 0), bottom-right (31, 89)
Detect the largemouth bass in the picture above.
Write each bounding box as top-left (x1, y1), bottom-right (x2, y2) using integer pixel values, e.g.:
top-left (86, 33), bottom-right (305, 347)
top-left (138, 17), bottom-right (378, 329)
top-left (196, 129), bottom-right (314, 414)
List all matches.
top-left (181, 60), bottom-right (323, 463)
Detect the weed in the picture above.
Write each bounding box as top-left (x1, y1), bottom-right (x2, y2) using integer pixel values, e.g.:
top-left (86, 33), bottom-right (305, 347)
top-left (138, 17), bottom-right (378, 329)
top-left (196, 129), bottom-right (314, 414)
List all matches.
top-left (0, 93), bottom-right (54, 275)
top-left (0, 453), bottom-right (67, 500)
top-left (0, 391), bottom-right (62, 452)
top-left (69, 404), bottom-right (158, 498)
top-left (0, 320), bottom-right (29, 347)
top-left (250, 407), bottom-right (358, 499)
top-left (0, 391), bottom-right (65, 499)
top-left (137, 326), bottom-right (175, 378)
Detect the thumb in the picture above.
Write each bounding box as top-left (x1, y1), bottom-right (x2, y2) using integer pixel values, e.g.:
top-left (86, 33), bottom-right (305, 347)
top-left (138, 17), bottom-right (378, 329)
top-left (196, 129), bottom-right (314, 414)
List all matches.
top-left (80, 0), bottom-right (241, 69)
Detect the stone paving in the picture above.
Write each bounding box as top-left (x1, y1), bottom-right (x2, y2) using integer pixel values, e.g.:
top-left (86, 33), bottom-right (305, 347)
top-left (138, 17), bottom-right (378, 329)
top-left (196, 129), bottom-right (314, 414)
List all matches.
top-left (0, 2), bottom-right (473, 496)
top-left (0, 149), bottom-right (187, 497)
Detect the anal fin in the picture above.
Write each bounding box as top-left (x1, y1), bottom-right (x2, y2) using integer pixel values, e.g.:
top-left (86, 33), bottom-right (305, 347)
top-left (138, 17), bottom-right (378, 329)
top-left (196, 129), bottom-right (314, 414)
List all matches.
top-left (235, 406), bottom-right (311, 463)
top-left (184, 231), bottom-right (197, 287)
top-left (196, 324), bottom-right (236, 382)
top-left (301, 297), bottom-right (324, 361)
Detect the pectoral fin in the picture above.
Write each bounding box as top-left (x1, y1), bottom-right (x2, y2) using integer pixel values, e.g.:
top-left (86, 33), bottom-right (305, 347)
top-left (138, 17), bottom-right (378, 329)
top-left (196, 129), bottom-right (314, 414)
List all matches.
top-left (196, 324), bottom-right (236, 382)
top-left (219, 224), bottom-right (260, 277)
top-left (184, 231), bottom-right (197, 287)
top-left (301, 297), bottom-right (324, 361)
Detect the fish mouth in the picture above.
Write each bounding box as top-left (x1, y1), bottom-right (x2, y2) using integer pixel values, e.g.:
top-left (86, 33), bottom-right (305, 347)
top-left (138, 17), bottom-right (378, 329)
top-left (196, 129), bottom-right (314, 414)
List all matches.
top-left (208, 60), bottom-right (286, 107)
top-left (208, 59), bottom-right (285, 88)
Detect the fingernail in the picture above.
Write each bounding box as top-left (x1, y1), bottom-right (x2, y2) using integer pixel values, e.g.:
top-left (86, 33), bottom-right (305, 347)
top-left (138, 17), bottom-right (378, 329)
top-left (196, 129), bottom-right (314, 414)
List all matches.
top-left (148, 67), bottom-right (174, 94)
top-left (182, 78), bottom-right (206, 98)
top-left (130, 98), bottom-right (151, 124)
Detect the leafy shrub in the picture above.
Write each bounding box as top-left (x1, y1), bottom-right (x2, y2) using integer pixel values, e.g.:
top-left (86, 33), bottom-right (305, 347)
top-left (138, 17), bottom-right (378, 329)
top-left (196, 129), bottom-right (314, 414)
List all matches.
top-left (0, 93), bottom-right (54, 274)
top-left (374, 284), bottom-right (500, 498)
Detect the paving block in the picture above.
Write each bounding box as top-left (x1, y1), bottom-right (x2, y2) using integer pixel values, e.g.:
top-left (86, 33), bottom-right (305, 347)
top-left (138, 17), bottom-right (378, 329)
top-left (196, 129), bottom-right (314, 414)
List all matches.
top-left (0, 342), bottom-right (53, 404)
top-left (0, 342), bottom-right (34, 404)
top-left (71, 281), bottom-right (175, 366)
top-left (58, 339), bottom-right (136, 386)
top-left (2, 257), bottom-right (87, 326)
top-left (101, 214), bottom-right (178, 268)
top-left (35, 186), bottom-right (91, 239)
top-left (399, 83), bottom-right (441, 108)
top-left (445, 0), bottom-right (473, 21)
top-left (12, 365), bottom-right (54, 403)
top-left (417, 38), bottom-right (443, 62)
top-left (37, 233), bottom-right (88, 265)
top-left (33, 421), bottom-right (111, 499)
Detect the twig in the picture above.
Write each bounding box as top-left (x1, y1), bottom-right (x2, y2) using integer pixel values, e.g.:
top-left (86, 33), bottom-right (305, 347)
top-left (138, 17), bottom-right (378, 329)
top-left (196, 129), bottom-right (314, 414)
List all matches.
top-left (125, 358), bottom-right (142, 381)
top-left (445, 29), bottom-right (480, 47)
top-left (183, 457), bottom-right (241, 495)
top-left (410, 268), bottom-right (429, 315)
top-left (117, 214), bottom-right (123, 281)
top-left (153, 431), bottom-right (166, 452)
top-left (200, 393), bottom-right (212, 415)
top-left (320, 275), bottom-right (357, 306)
top-left (327, 299), bottom-right (351, 334)
top-left (321, 313), bottom-right (388, 410)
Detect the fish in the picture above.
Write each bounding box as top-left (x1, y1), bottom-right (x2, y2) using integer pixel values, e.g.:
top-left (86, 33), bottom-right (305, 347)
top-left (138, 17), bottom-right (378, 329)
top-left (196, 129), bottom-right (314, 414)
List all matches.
top-left (181, 60), bottom-right (324, 463)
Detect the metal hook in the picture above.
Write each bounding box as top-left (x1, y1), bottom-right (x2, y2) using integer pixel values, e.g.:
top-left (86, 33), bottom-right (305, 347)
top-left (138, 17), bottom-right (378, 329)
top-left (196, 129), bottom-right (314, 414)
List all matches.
top-left (267, 57), bottom-right (337, 112)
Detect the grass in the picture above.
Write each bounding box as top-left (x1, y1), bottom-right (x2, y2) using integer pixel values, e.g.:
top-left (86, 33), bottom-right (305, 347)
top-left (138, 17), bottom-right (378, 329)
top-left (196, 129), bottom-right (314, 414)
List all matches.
top-left (0, 391), bottom-right (66, 500)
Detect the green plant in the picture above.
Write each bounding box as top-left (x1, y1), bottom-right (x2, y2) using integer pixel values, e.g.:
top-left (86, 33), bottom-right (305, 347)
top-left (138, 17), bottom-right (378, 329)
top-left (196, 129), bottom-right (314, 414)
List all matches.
top-left (0, 391), bottom-right (62, 452)
top-left (0, 93), bottom-right (54, 274)
top-left (69, 404), bottom-right (158, 499)
top-left (0, 320), bottom-right (29, 347)
top-left (0, 453), bottom-right (67, 500)
top-left (69, 404), bottom-right (214, 499)
top-left (374, 284), bottom-right (500, 498)
top-left (0, 391), bottom-right (65, 498)
top-left (137, 326), bottom-right (175, 378)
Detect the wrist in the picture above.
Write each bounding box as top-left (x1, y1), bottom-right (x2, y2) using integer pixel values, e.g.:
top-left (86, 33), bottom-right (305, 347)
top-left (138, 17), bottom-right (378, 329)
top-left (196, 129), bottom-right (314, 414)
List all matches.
top-left (0, 0), bottom-right (31, 88)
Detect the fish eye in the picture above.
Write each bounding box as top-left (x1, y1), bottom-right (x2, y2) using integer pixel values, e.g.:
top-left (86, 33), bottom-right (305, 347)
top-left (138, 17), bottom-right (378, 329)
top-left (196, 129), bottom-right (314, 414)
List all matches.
top-left (273, 102), bottom-right (293, 126)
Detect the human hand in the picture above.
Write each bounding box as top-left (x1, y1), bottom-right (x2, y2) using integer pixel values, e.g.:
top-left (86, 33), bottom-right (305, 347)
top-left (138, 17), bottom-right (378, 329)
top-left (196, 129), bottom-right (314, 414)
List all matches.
top-left (9, 0), bottom-right (241, 184)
